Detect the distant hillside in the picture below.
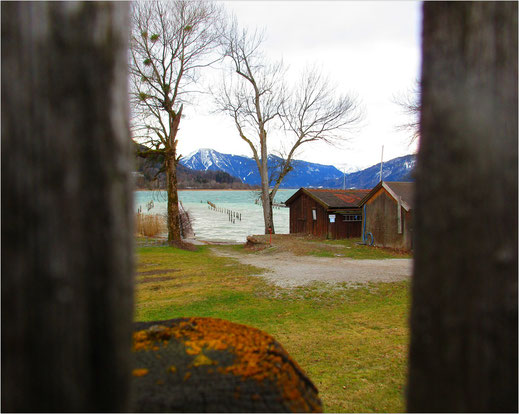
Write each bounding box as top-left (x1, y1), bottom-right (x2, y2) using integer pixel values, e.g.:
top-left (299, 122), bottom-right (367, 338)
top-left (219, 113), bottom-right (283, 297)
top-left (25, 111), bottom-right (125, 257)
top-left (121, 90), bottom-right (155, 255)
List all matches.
top-left (133, 144), bottom-right (254, 190)
top-left (180, 148), bottom-right (346, 188)
top-left (322, 154), bottom-right (416, 189)
top-left (133, 144), bottom-right (416, 190)
top-left (180, 148), bottom-right (416, 189)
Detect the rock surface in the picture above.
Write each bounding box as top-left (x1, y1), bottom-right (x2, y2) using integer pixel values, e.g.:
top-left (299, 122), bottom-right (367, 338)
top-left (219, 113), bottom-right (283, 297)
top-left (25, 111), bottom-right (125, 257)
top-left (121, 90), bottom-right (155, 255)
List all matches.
top-left (131, 317), bottom-right (322, 412)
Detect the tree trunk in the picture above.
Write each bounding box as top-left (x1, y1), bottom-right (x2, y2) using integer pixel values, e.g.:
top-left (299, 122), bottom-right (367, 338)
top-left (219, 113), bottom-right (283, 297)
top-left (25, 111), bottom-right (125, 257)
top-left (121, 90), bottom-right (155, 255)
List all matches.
top-left (259, 138), bottom-right (275, 234)
top-left (260, 177), bottom-right (275, 235)
top-left (268, 194), bottom-right (275, 233)
top-left (1, 2), bottom-right (134, 412)
top-left (407, 2), bottom-right (517, 412)
top-left (166, 152), bottom-right (182, 244)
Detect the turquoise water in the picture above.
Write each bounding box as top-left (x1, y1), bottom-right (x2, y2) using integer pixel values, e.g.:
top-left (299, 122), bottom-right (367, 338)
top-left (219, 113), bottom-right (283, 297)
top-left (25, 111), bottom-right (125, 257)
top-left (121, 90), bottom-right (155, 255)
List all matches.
top-left (134, 189), bottom-right (297, 242)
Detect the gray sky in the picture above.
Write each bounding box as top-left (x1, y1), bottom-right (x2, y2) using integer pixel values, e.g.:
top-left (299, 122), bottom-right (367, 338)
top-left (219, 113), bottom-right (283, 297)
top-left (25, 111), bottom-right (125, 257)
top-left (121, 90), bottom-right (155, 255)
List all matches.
top-left (177, 1), bottom-right (422, 171)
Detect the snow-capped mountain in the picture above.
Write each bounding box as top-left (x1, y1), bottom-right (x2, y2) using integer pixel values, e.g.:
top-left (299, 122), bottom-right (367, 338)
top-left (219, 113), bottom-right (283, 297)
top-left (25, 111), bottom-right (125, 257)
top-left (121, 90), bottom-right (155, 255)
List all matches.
top-left (180, 149), bottom-right (347, 187)
top-left (181, 148), bottom-right (257, 182)
top-left (179, 149), bottom-right (416, 189)
top-left (322, 154), bottom-right (416, 189)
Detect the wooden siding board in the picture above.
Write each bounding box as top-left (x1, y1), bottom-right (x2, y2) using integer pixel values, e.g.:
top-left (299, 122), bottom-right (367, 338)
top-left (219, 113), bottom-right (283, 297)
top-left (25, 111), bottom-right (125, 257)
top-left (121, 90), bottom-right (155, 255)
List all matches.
top-left (364, 188), bottom-right (413, 250)
top-left (288, 192), bottom-right (362, 239)
top-left (289, 193), bottom-right (328, 237)
top-left (334, 214), bottom-right (362, 239)
top-left (326, 211), bottom-right (363, 239)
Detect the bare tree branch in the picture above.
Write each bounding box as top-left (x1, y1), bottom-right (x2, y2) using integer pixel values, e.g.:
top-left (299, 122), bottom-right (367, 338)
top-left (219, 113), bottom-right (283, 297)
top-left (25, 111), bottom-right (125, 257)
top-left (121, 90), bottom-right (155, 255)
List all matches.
top-left (271, 66), bottom-right (362, 197)
top-left (129, 0), bottom-right (224, 243)
top-left (214, 22), bottom-right (361, 234)
top-left (393, 79), bottom-right (421, 144)
top-left (213, 20), bottom-right (286, 233)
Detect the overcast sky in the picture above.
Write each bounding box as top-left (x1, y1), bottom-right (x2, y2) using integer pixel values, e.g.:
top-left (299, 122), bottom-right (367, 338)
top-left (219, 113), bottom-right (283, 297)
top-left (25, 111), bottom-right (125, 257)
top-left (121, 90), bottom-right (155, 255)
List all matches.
top-left (176, 1), bottom-right (422, 171)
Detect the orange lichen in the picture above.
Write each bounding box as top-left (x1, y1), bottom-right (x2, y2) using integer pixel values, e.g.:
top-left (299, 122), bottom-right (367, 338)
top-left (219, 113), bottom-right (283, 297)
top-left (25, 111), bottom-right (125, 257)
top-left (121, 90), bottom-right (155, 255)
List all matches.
top-left (132, 324), bottom-right (177, 352)
top-left (132, 317), bottom-right (320, 412)
top-left (191, 353), bottom-right (215, 367)
top-left (169, 365), bottom-right (177, 374)
top-left (132, 368), bottom-right (149, 377)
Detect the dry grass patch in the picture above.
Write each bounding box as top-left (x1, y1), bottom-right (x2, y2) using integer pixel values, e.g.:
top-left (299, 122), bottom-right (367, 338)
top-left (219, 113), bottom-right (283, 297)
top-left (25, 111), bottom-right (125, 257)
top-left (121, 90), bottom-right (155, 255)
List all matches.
top-left (235, 234), bottom-right (411, 259)
top-left (135, 212), bottom-right (166, 237)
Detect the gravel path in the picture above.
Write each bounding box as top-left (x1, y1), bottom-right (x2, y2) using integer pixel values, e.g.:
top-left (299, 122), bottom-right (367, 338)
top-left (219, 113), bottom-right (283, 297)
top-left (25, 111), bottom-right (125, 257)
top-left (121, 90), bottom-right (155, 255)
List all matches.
top-left (212, 249), bottom-right (413, 288)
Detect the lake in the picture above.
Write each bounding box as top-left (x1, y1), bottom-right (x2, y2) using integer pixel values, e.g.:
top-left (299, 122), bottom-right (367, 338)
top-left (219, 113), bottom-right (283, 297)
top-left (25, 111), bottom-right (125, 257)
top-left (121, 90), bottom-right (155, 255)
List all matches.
top-left (134, 189), bottom-right (298, 242)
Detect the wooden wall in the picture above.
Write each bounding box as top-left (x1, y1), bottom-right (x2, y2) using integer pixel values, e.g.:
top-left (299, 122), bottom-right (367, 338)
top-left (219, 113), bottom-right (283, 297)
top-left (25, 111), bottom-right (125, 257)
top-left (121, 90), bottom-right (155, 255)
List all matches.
top-left (333, 215), bottom-right (363, 239)
top-left (289, 193), bottom-right (328, 237)
top-left (288, 193), bottom-right (362, 239)
top-left (364, 188), bottom-right (413, 250)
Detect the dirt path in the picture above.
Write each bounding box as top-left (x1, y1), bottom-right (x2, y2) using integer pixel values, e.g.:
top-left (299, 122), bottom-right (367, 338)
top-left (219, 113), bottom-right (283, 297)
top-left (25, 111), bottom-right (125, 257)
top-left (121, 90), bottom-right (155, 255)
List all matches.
top-left (212, 249), bottom-right (413, 288)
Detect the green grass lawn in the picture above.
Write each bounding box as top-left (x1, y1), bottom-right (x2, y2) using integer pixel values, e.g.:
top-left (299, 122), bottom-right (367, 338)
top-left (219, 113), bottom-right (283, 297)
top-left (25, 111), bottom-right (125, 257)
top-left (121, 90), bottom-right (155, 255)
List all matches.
top-left (134, 243), bottom-right (410, 413)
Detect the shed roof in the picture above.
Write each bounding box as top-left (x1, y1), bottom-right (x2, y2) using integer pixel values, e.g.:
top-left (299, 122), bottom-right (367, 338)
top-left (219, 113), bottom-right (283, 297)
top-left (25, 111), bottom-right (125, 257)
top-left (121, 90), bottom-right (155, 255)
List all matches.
top-left (285, 188), bottom-right (370, 209)
top-left (359, 181), bottom-right (414, 211)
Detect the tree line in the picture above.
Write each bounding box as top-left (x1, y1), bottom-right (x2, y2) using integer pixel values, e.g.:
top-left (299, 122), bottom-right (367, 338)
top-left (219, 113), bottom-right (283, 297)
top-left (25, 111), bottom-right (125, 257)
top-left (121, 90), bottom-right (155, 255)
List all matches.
top-left (133, 143), bottom-right (253, 190)
top-left (134, 165), bottom-right (254, 190)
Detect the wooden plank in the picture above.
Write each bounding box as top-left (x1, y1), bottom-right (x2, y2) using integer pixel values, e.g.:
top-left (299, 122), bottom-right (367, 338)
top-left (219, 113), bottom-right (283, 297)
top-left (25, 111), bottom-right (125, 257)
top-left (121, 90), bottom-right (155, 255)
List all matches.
top-left (1, 3), bottom-right (133, 411)
top-left (397, 196), bottom-right (402, 234)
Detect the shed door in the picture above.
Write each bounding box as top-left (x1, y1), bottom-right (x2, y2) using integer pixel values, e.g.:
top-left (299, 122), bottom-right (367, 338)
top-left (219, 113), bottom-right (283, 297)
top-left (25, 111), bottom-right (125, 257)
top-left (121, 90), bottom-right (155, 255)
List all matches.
top-left (328, 214), bottom-right (336, 239)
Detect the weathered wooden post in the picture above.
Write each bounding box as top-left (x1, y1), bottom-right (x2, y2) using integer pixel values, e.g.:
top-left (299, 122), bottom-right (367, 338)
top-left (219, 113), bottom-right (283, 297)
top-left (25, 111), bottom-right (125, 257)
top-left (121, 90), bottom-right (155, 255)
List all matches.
top-left (408, 2), bottom-right (517, 412)
top-left (2, 2), bottom-right (133, 411)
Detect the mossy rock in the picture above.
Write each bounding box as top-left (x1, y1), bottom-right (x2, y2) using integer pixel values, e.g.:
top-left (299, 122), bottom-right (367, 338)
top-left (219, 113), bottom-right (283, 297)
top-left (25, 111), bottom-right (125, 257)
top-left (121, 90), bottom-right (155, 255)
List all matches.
top-left (131, 317), bottom-right (322, 412)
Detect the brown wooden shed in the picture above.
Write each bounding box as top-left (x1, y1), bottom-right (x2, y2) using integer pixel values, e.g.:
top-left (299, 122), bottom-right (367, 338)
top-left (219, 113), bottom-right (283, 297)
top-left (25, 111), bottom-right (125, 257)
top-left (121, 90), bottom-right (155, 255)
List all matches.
top-left (359, 181), bottom-right (414, 251)
top-left (285, 188), bottom-right (370, 239)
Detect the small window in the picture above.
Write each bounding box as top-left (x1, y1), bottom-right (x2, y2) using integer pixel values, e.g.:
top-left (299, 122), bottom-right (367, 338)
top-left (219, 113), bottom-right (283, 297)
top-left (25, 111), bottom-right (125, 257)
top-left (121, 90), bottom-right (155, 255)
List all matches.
top-left (343, 214), bottom-right (362, 222)
top-left (312, 209), bottom-right (317, 221)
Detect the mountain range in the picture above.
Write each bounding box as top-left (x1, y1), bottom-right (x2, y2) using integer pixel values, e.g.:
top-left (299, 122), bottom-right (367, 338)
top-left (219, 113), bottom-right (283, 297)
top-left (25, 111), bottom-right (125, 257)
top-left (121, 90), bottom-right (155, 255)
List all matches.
top-left (133, 144), bottom-right (254, 190)
top-left (179, 148), bottom-right (416, 189)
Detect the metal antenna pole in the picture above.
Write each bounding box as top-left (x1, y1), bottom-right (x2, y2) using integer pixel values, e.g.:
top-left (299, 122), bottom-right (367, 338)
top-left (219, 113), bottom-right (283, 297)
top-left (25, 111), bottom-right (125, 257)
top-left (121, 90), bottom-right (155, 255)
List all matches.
top-left (379, 145), bottom-right (384, 182)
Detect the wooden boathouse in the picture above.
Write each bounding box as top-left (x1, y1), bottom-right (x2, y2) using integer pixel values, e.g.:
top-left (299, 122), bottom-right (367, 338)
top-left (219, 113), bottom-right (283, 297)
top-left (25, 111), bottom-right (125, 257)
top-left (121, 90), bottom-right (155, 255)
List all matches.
top-left (359, 181), bottom-right (414, 251)
top-left (285, 188), bottom-right (370, 239)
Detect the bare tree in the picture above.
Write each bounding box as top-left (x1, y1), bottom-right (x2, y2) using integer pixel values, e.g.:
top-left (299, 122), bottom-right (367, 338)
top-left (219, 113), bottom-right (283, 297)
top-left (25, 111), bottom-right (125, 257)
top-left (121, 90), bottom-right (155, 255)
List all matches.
top-left (214, 24), bottom-right (286, 234)
top-left (216, 23), bottom-right (361, 234)
top-left (394, 79), bottom-right (421, 143)
top-left (277, 67), bottom-right (362, 195)
top-left (130, 0), bottom-right (223, 244)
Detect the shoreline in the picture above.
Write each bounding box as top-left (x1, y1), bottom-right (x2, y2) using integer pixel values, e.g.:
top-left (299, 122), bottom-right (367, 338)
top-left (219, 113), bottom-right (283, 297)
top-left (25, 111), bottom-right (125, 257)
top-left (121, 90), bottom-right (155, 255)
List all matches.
top-left (135, 188), bottom-right (299, 192)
